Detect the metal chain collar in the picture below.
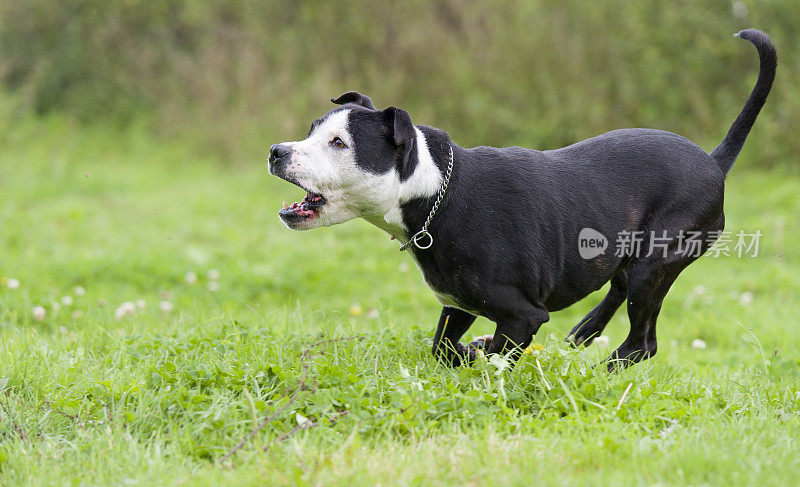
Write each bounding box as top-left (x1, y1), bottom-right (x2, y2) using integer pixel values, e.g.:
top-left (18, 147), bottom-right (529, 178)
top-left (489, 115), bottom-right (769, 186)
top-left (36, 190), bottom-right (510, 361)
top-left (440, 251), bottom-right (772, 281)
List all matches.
top-left (399, 145), bottom-right (454, 251)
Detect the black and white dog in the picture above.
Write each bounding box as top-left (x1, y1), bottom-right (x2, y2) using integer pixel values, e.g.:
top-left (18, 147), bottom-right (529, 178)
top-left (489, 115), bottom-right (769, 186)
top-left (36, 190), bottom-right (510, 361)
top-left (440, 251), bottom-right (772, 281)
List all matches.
top-left (268, 29), bottom-right (776, 370)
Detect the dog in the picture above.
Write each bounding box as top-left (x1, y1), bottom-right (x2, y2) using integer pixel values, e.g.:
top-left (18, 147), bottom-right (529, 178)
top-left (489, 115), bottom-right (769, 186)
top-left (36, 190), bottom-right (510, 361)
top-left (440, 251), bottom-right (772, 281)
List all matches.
top-left (268, 29), bottom-right (776, 370)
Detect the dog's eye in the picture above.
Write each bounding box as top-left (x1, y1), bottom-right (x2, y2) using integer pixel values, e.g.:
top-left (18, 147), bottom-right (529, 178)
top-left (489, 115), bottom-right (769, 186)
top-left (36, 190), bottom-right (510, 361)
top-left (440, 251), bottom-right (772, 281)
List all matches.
top-left (330, 137), bottom-right (346, 149)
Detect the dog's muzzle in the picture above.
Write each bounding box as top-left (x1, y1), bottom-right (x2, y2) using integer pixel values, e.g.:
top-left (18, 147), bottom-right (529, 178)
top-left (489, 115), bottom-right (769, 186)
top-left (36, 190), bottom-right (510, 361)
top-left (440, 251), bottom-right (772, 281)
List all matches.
top-left (268, 144), bottom-right (293, 176)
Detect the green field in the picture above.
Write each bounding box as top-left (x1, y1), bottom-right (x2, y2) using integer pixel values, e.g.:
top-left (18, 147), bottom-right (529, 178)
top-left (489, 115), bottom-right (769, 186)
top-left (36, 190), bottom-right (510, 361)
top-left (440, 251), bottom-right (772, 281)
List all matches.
top-left (1, 115), bottom-right (799, 486)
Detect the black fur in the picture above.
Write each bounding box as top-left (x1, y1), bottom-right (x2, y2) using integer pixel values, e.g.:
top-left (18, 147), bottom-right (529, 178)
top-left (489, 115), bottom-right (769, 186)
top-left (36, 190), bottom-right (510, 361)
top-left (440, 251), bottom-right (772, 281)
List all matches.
top-left (347, 107), bottom-right (398, 175)
top-left (410, 127), bottom-right (726, 368)
top-left (280, 30), bottom-right (776, 371)
top-left (382, 107), bottom-right (419, 181)
top-left (331, 91), bottom-right (376, 110)
top-left (711, 29), bottom-right (777, 172)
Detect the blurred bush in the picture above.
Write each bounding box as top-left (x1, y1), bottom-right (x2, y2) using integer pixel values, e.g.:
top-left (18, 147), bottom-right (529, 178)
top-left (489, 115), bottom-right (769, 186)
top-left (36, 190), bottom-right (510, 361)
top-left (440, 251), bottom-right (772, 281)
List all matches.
top-left (1, 0), bottom-right (798, 167)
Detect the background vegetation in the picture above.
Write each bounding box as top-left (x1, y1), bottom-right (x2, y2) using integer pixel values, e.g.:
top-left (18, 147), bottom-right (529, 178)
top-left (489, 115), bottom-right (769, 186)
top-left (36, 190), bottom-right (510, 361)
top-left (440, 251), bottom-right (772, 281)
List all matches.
top-left (1, 0), bottom-right (799, 167)
top-left (1, 1), bottom-right (798, 485)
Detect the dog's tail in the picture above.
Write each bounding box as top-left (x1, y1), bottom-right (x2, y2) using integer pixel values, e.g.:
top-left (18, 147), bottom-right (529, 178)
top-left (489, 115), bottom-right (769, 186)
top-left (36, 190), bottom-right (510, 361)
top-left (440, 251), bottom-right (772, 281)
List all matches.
top-left (710, 29), bottom-right (777, 174)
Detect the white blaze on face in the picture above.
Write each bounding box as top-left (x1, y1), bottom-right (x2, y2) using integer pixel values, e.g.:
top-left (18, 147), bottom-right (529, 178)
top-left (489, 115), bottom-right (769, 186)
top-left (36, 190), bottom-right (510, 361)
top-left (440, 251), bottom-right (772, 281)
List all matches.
top-left (280, 108), bottom-right (400, 229)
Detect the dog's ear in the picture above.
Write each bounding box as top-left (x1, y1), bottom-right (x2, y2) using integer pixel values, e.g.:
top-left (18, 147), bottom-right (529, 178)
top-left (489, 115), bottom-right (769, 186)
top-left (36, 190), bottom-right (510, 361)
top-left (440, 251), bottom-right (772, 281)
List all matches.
top-left (382, 107), bottom-right (417, 177)
top-left (382, 107), bottom-right (415, 146)
top-left (330, 91), bottom-right (376, 110)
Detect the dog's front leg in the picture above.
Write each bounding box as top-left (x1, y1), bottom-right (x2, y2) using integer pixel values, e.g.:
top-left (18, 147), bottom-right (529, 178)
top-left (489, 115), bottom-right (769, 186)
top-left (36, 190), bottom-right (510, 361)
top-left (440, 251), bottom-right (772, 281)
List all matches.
top-left (431, 307), bottom-right (477, 366)
top-left (486, 302), bottom-right (550, 364)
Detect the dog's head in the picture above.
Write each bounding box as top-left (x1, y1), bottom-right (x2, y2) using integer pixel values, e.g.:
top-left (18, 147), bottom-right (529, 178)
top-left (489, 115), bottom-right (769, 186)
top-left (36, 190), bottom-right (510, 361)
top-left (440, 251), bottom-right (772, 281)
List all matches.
top-left (268, 91), bottom-right (428, 230)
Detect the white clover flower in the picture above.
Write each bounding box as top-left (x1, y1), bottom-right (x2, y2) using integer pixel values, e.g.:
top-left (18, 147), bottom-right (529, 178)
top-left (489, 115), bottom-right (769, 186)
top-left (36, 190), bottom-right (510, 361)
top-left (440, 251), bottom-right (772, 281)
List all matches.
top-left (398, 262), bottom-right (409, 273)
top-left (207, 281), bottom-right (220, 292)
top-left (6, 278), bottom-right (20, 289)
top-left (207, 268), bottom-right (221, 280)
top-left (51, 302), bottom-right (61, 312)
top-left (159, 300), bottom-right (173, 312)
top-left (136, 299), bottom-right (147, 309)
top-left (33, 306), bottom-right (46, 321)
top-left (739, 291), bottom-right (754, 306)
top-left (74, 286), bottom-right (86, 296)
top-left (594, 335), bottom-right (610, 348)
top-left (61, 295), bottom-right (73, 306)
top-left (732, 1), bottom-right (748, 19)
top-left (367, 308), bottom-right (379, 320)
top-left (71, 310), bottom-right (83, 319)
top-left (691, 339), bottom-right (707, 350)
top-left (184, 272), bottom-right (198, 285)
top-left (114, 301), bottom-right (136, 319)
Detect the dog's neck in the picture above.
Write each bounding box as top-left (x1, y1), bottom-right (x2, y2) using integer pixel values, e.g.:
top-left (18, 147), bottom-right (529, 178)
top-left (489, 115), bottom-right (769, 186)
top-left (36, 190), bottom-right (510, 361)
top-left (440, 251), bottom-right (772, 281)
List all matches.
top-left (366, 126), bottom-right (452, 243)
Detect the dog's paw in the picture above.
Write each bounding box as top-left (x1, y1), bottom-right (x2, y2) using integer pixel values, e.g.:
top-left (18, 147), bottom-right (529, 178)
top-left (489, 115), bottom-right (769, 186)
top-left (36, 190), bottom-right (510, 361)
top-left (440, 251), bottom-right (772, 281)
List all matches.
top-left (469, 335), bottom-right (493, 351)
top-left (566, 322), bottom-right (601, 348)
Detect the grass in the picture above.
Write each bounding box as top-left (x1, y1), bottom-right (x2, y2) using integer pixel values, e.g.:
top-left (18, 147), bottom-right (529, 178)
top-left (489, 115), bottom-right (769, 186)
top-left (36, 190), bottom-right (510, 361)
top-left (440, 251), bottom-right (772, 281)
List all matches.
top-left (1, 115), bottom-right (799, 486)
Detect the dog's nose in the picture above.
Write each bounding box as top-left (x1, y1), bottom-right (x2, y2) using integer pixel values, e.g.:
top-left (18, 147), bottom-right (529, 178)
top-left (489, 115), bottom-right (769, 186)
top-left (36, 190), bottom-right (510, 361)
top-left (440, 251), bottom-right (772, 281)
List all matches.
top-left (269, 144), bottom-right (293, 163)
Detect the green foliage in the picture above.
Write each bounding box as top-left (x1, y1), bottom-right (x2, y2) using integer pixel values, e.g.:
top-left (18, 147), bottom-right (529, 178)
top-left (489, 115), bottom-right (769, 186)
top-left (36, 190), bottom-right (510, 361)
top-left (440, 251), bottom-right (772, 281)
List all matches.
top-left (1, 113), bottom-right (799, 485)
top-left (1, 0), bottom-right (799, 167)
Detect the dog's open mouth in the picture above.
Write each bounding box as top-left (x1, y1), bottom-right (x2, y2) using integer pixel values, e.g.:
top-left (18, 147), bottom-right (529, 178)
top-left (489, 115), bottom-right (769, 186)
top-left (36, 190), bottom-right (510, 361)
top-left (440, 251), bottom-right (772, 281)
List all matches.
top-left (278, 190), bottom-right (327, 222)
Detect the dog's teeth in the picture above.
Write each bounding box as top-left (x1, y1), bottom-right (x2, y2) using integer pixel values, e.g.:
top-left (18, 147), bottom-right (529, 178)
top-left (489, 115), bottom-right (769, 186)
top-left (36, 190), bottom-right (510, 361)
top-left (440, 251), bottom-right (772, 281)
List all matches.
top-left (282, 201), bottom-right (289, 209)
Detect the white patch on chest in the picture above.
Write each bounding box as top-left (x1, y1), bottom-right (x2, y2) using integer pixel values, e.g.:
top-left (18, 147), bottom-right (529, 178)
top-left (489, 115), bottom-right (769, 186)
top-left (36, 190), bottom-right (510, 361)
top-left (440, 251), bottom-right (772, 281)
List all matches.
top-left (432, 290), bottom-right (481, 315)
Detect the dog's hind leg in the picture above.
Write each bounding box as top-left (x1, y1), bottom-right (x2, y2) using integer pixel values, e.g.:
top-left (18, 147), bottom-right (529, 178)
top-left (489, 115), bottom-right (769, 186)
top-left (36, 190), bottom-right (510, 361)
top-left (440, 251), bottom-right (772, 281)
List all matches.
top-left (607, 210), bottom-right (724, 370)
top-left (431, 307), bottom-right (478, 366)
top-left (606, 259), bottom-right (692, 371)
top-left (567, 271), bottom-right (628, 347)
